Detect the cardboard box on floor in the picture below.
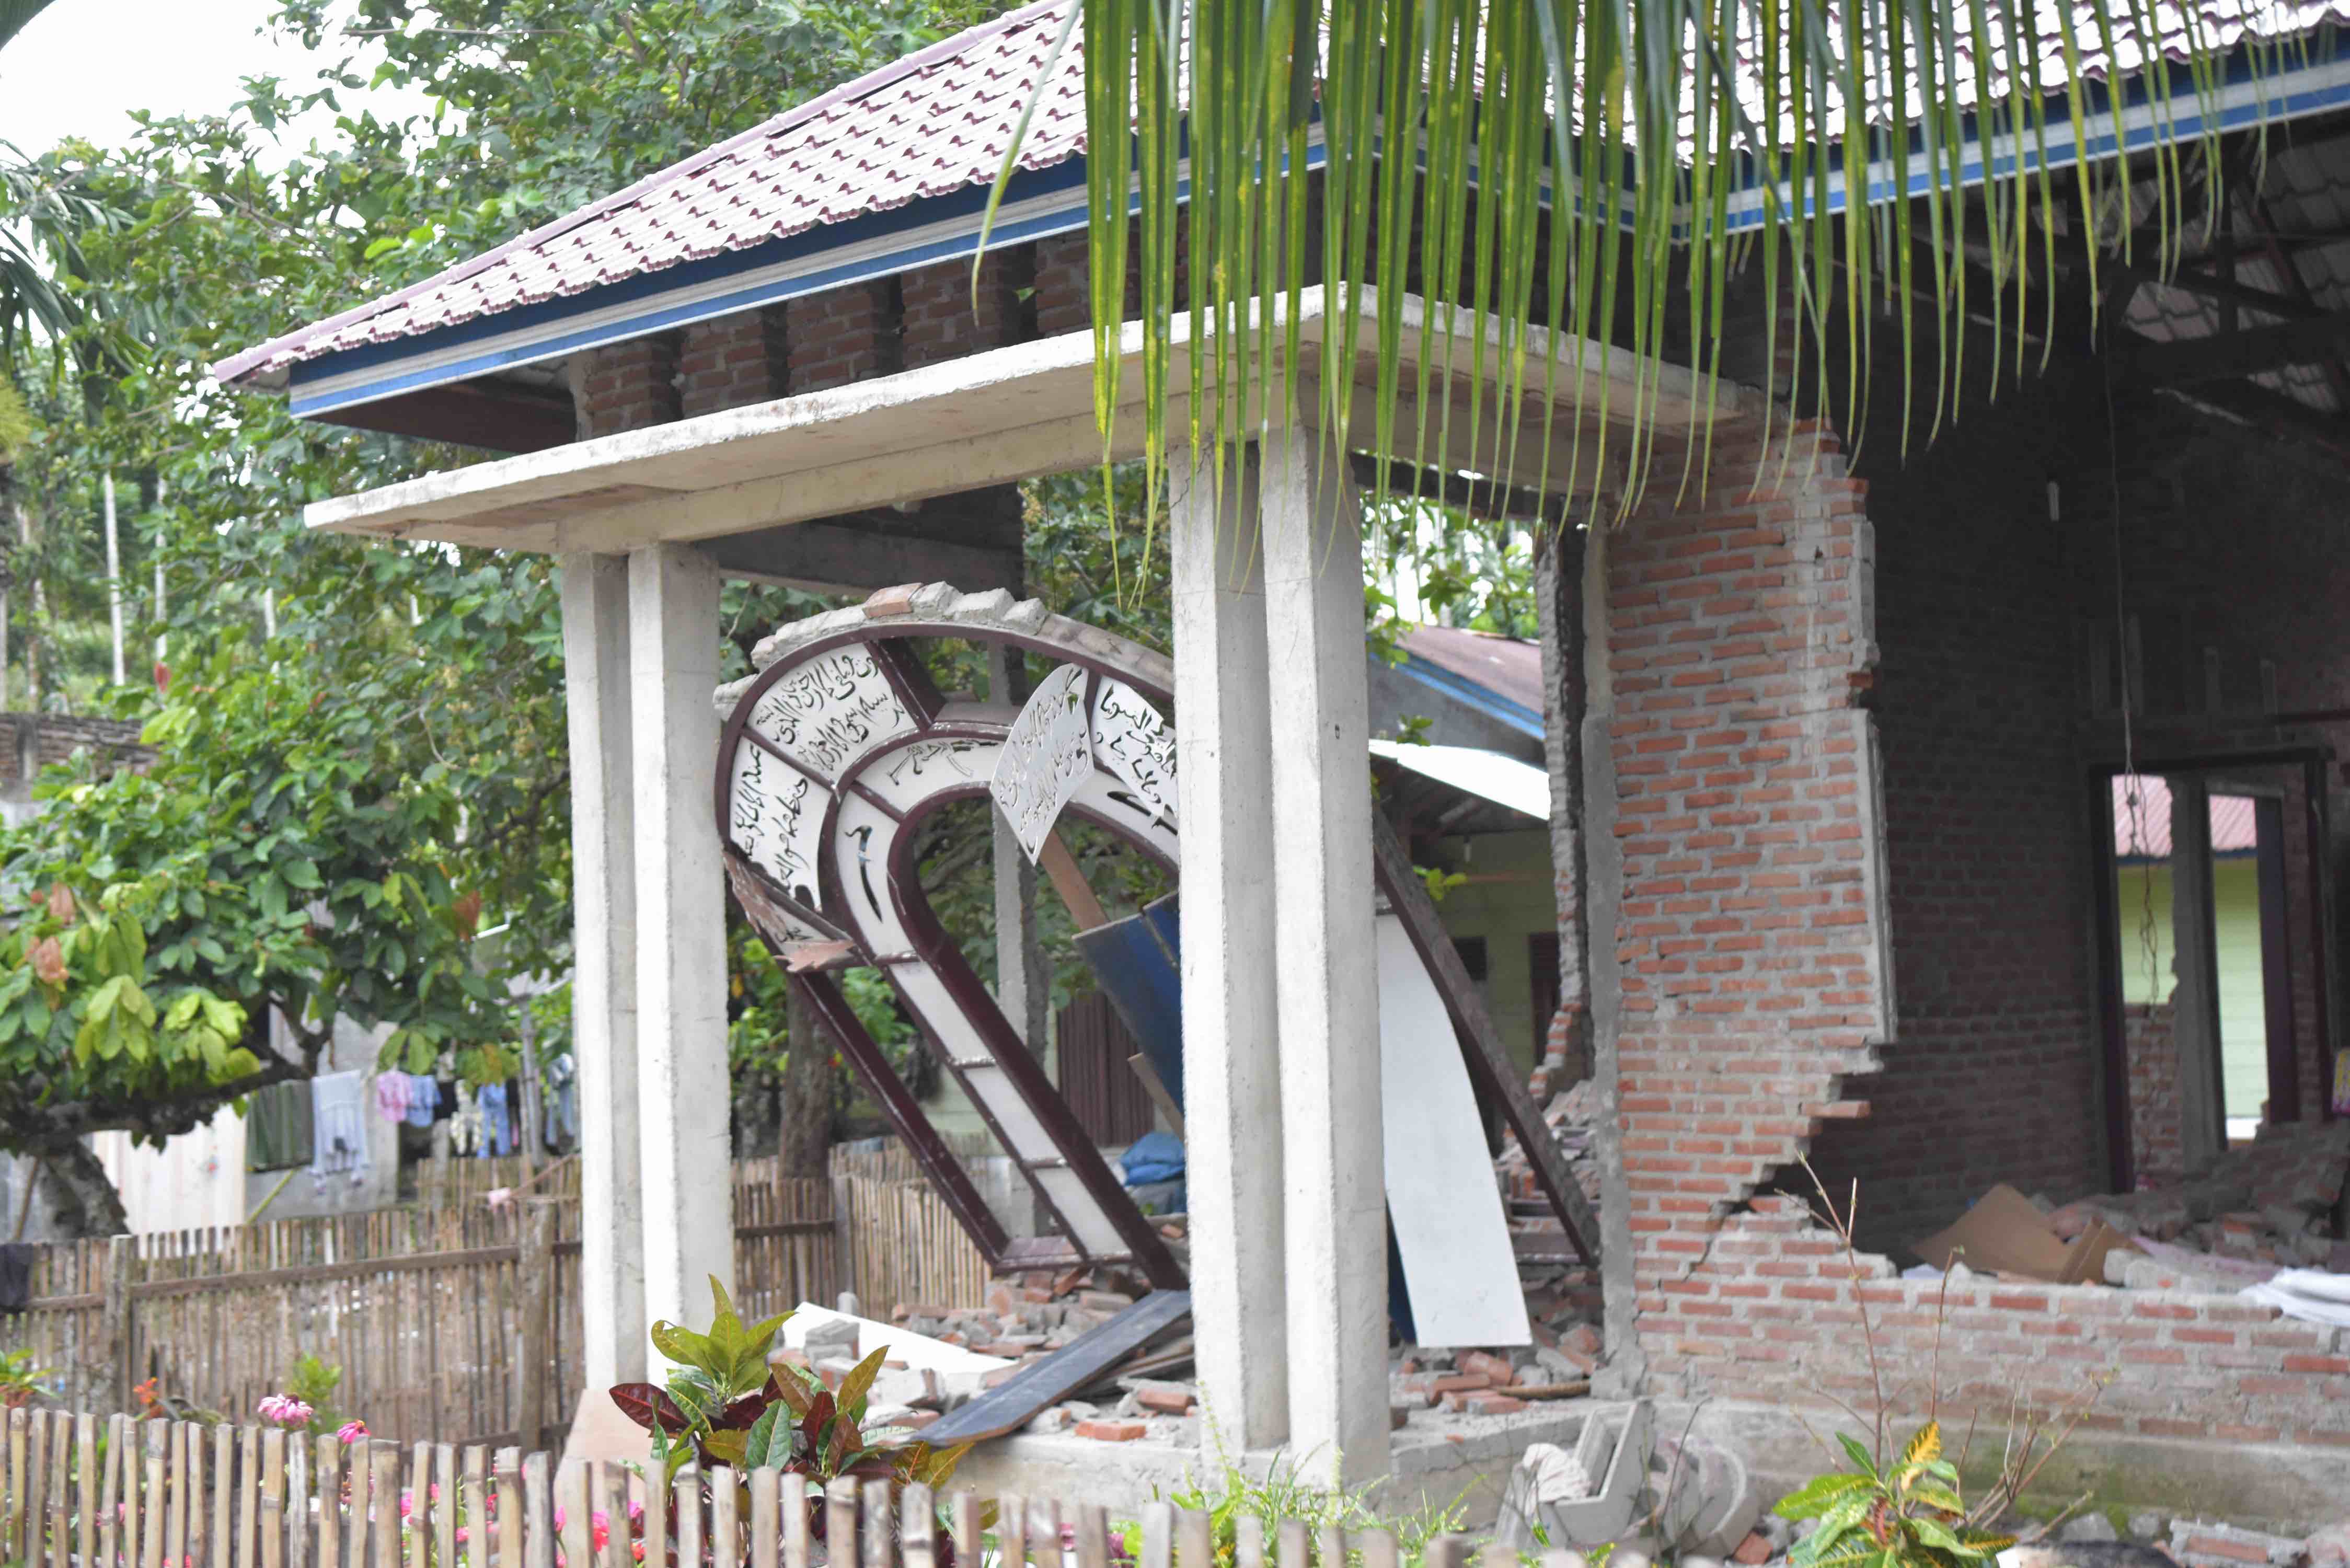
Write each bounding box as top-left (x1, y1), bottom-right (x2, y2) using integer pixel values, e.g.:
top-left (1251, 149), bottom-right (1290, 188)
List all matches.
top-left (1911, 1184), bottom-right (2141, 1285)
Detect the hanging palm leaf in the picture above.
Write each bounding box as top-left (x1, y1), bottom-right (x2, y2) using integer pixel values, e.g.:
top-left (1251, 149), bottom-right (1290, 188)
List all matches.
top-left (986, 0), bottom-right (2294, 531)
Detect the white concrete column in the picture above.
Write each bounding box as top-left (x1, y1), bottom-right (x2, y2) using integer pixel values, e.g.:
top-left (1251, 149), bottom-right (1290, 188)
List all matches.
top-left (559, 554), bottom-right (644, 1388)
top-left (1170, 447), bottom-right (1291, 1458)
top-left (1260, 423), bottom-right (1389, 1483)
top-left (628, 543), bottom-right (734, 1339)
top-left (987, 640), bottom-right (1049, 1056)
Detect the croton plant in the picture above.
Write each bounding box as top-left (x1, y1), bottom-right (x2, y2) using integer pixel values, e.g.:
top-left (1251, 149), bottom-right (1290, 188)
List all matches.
top-left (612, 1279), bottom-right (973, 1555)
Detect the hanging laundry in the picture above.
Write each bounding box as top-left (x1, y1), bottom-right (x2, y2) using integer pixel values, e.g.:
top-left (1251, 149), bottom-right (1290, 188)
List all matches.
top-left (477, 1081), bottom-right (513, 1157)
top-left (450, 1083), bottom-right (483, 1155)
top-left (435, 1079), bottom-right (456, 1121)
top-left (544, 1054), bottom-right (579, 1151)
top-left (374, 1074), bottom-right (410, 1124)
top-left (307, 1071), bottom-right (371, 1193)
top-left (404, 1073), bottom-right (437, 1129)
top-left (245, 1081), bottom-right (314, 1172)
top-left (0, 1242), bottom-right (36, 1313)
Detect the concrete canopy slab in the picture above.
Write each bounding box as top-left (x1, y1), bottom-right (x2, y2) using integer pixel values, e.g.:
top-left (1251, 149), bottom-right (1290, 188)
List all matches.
top-left (303, 288), bottom-right (1763, 554)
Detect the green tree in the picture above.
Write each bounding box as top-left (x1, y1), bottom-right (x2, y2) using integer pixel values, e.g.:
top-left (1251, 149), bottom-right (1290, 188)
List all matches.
top-left (0, 0), bottom-right (1022, 1229)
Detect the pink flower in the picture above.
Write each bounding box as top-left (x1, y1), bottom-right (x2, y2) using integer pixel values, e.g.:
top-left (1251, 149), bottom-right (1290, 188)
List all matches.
top-left (256, 1394), bottom-right (314, 1428)
top-left (399, 1492), bottom-right (414, 1521)
top-left (592, 1511), bottom-right (612, 1552)
top-left (455, 1529), bottom-right (470, 1546)
top-left (337, 1421), bottom-right (368, 1445)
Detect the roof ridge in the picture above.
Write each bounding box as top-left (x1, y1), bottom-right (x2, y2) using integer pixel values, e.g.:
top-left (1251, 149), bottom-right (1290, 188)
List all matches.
top-left (208, 0), bottom-right (1076, 387)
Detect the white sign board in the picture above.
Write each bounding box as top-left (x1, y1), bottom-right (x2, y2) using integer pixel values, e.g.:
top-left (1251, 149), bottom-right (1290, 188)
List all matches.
top-left (990, 663), bottom-right (1093, 861)
top-left (1090, 678), bottom-right (1178, 828)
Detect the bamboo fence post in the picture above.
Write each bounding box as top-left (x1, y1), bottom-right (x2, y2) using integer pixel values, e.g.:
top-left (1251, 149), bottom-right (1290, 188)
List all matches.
top-left (634, 1466), bottom-right (664, 1568)
top-left (315, 1435), bottom-right (341, 1568)
top-left (949, 1495), bottom-right (979, 1568)
top-left (103, 1238), bottom-right (136, 1414)
top-left (520, 1452), bottom-right (550, 1568)
top-left (593, 1462), bottom-right (626, 1568)
top-left (345, 1432), bottom-right (372, 1568)
top-left (24, 1408), bottom-right (48, 1567)
top-left (369, 1442), bottom-right (399, 1568)
top-left (161, 1424), bottom-right (185, 1568)
top-left (433, 1447), bottom-right (456, 1568)
top-left (709, 1470), bottom-right (739, 1568)
top-left (671, 1469), bottom-right (700, 1568)
top-left (781, 1472), bottom-right (809, 1568)
top-left (900, 1484), bottom-right (935, 1568)
top-left (747, 1469), bottom-right (778, 1568)
top-left (287, 1432), bottom-right (310, 1568)
top-left (859, 1481), bottom-right (890, 1568)
top-left (139, 1419), bottom-right (165, 1568)
top-left (212, 1420), bottom-right (235, 1568)
top-left (460, 1449), bottom-right (486, 1568)
top-left (261, 1429), bottom-right (288, 1568)
top-left (822, 1480), bottom-right (854, 1568)
top-left (998, 1494), bottom-right (1027, 1568)
top-left (516, 1207), bottom-right (554, 1453)
top-left (552, 1462), bottom-right (587, 1568)
top-left (73, 1415), bottom-right (96, 1568)
top-left (494, 1450), bottom-right (523, 1568)
top-left (406, 1446), bottom-right (430, 1568)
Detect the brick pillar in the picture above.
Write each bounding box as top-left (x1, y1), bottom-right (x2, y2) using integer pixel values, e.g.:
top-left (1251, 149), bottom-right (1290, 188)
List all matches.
top-left (901, 254), bottom-right (1013, 368)
top-left (782, 281), bottom-right (897, 393)
top-left (579, 334), bottom-right (683, 436)
top-left (678, 308), bottom-right (786, 418)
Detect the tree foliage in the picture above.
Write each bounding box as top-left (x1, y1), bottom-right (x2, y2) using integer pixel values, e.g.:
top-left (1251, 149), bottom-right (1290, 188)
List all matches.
top-left (0, 0), bottom-right (1013, 1228)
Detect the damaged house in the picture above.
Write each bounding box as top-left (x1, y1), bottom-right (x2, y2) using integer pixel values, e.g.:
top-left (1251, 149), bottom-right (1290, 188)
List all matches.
top-left (213, 0), bottom-right (2350, 1532)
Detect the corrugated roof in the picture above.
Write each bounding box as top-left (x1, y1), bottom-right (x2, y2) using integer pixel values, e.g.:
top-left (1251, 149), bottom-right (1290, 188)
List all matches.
top-left (212, 0), bottom-right (1087, 387)
top-left (1399, 625), bottom-right (1546, 719)
top-left (2113, 774), bottom-right (2262, 858)
top-left (218, 0), bottom-right (2350, 392)
top-left (2122, 128), bottom-right (2350, 415)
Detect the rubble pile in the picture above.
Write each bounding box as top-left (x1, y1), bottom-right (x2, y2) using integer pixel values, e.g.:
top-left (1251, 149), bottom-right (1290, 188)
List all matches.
top-left (2051, 1121), bottom-right (2350, 1282)
top-left (1495, 1079), bottom-right (1605, 1206)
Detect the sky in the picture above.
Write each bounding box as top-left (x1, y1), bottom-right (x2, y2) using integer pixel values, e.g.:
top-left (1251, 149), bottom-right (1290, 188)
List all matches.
top-left (0, 0), bottom-right (422, 157)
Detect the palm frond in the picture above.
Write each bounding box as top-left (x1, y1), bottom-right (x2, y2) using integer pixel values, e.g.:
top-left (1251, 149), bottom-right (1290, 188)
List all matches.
top-left (988, 0), bottom-right (2268, 547)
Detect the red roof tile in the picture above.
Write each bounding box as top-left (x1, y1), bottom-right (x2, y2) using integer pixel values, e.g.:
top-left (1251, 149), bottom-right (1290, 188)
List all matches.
top-left (213, 0), bottom-right (1087, 387)
top-left (217, 0), bottom-right (2350, 390)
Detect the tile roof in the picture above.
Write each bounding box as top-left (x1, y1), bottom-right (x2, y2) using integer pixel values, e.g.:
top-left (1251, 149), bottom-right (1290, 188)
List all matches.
top-left (219, 0), bottom-right (2350, 391)
top-left (213, 0), bottom-right (1088, 387)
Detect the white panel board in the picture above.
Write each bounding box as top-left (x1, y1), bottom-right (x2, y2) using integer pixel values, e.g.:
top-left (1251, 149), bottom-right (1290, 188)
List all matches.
top-left (990, 662), bottom-right (1092, 860)
top-left (1377, 913), bottom-right (1533, 1347)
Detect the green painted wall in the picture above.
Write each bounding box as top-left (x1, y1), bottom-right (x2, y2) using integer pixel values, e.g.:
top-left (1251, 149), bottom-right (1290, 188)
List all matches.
top-left (1424, 827), bottom-right (1558, 1074)
top-left (2114, 857), bottom-right (2270, 1120)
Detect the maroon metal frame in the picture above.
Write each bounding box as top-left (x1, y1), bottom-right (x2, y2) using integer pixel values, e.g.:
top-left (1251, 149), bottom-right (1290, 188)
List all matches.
top-left (716, 605), bottom-right (1598, 1284)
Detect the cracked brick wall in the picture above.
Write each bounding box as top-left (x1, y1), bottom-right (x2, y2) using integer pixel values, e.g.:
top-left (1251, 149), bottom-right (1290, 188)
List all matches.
top-left (1601, 419), bottom-right (1891, 1362)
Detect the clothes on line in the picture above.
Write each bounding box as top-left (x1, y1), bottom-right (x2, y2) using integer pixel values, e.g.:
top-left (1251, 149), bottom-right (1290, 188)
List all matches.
top-left (306, 1071), bottom-right (371, 1193)
top-left (244, 1080), bottom-right (314, 1172)
top-left (0, 1242), bottom-right (37, 1313)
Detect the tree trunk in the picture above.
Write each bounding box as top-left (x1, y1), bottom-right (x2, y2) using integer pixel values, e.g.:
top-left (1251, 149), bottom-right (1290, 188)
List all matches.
top-left (41, 1140), bottom-right (130, 1238)
top-left (777, 978), bottom-right (835, 1179)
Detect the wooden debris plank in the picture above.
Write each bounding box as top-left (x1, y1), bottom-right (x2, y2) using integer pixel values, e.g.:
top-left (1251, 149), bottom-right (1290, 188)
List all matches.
top-left (918, 1289), bottom-right (1191, 1444)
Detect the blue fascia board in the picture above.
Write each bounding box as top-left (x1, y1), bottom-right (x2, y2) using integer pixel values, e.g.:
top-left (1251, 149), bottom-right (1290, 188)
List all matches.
top-left (291, 35), bottom-right (2350, 419)
top-left (1388, 651), bottom-right (1544, 740)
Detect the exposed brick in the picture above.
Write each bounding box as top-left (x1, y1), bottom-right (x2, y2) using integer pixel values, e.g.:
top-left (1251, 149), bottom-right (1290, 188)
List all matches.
top-left (579, 332), bottom-right (681, 435)
top-left (678, 307), bottom-right (785, 417)
top-left (1074, 1419), bottom-right (1145, 1443)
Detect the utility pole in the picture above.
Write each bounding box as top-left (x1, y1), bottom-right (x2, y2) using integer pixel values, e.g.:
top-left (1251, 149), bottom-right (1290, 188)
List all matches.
top-left (102, 474), bottom-right (124, 685)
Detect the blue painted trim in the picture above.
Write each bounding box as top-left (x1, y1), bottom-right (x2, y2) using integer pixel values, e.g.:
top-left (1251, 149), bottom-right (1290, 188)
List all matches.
top-left (1392, 653), bottom-right (1543, 740)
top-left (290, 30), bottom-right (2350, 418)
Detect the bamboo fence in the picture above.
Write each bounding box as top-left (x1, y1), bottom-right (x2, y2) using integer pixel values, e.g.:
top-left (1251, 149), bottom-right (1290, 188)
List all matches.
top-left (0, 1167), bottom-right (993, 1446)
top-left (0, 1402), bottom-right (1482, 1568)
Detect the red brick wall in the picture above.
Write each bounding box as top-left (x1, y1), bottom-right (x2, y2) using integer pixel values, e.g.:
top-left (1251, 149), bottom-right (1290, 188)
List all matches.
top-left (0, 713), bottom-right (153, 781)
top-left (578, 332), bottom-right (683, 436)
top-left (1804, 370), bottom-right (2106, 1251)
top-left (1602, 419), bottom-right (1888, 1289)
top-left (678, 307), bottom-right (786, 418)
top-left (784, 280), bottom-right (899, 393)
top-left (901, 251), bottom-right (1030, 368)
top-left (1667, 1193), bottom-right (2349, 1447)
top-left (2127, 999), bottom-right (2184, 1184)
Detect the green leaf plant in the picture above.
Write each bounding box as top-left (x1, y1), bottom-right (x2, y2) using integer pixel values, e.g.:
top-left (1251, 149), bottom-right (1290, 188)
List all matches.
top-left (610, 1279), bottom-right (976, 1563)
top-left (985, 0), bottom-right (2264, 571)
top-left (1773, 1162), bottom-right (2111, 1567)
